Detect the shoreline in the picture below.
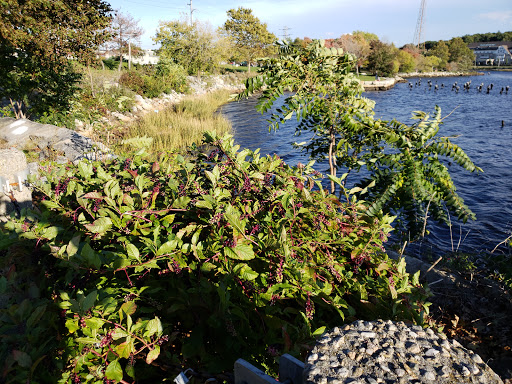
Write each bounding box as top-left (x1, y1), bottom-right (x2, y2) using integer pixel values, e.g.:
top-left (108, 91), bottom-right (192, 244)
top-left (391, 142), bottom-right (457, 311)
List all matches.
top-left (362, 71), bottom-right (485, 91)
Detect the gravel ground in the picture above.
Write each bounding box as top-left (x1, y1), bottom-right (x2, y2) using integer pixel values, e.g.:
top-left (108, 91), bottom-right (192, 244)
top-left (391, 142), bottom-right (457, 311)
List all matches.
top-left (304, 320), bottom-right (503, 384)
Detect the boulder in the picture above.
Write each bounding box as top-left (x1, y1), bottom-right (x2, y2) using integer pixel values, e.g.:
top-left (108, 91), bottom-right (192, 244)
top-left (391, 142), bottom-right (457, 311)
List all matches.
top-left (0, 118), bottom-right (112, 162)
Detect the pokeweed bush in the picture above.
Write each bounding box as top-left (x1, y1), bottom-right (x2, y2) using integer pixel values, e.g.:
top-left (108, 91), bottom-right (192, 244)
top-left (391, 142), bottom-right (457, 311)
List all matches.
top-left (119, 71), bottom-right (146, 96)
top-left (1, 132), bottom-right (430, 383)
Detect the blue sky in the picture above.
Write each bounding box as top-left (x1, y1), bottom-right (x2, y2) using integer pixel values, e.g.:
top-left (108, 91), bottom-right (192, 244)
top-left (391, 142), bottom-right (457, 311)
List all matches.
top-left (107, 0), bottom-right (512, 49)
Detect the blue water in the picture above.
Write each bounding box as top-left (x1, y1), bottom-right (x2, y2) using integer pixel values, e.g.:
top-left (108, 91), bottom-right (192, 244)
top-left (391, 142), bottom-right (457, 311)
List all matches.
top-left (220, 71), bottom-right (512, 257)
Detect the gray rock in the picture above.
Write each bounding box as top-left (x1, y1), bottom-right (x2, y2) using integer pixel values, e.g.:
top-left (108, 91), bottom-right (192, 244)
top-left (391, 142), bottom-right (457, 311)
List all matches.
top-left (111, 112), bottom-right (132, 122)
top-left (0, 118), bottom-right (112, 162)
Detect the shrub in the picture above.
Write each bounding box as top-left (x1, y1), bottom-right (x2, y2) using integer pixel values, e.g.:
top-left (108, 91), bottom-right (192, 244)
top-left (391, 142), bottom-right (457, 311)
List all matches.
top-left (102, 58), bottom-right (118, 70)
top-left (140, 75), bottom-right (168, 98)
top-left (0, 133), bottom-right (430, 382)
top-left (119, 71), bottom-right (146, 95)
top-left (154, 59), bottom-right (189, 94)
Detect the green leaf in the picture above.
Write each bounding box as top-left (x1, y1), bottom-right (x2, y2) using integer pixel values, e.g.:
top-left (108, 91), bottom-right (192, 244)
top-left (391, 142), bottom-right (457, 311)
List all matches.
top-left (82, 243), bottom-right (101, 269)
top-left (224, 244), bottom-right (255, 260)
top-left (78, 161), bottom-right (94, 179)
top-left (146, 346), bottom-right (160, 364)
top-left (144, 317), bottom-right (163, 338)
top-left (105, 359), bottom-right (123, 381)
top-left (112, 329), bottom-right (129, 340)
top-left (158, 239), bottom-right (179, 255)
top-left (82, 290), bottom-right (97, 313)
top-left (65, 319), bottom-right (79, 333)
top-left (115, 341), bottom-right (132, 359)
top-left (66, 235), bottom-right (81, 256)
top-left (224, 205), bottom-right (246, 234)
top-left (173, 196), bottom-right (191, 209)
top-left (126, 243), bottom-right (140, 261)
top-left (234, 264), bottom-right (259, 280)
top-left (85, 317), bottom-right (105, 331)
top-left (42, 226), bottom-right (59, 240)
top-left (27, 304), bottom-right (46, 328)
top-left (85, 217), bottom-right (112, 234)
top-left (195, 198), bottom-right (213, 209)
top-left (205, 170), bottom-right (217, 187)
top-left (12, 350), bottom-right (32, 368)
top-left (120, 301), bottom-right (137, 316)
top-left (40, 200), bottom-right (61, 210)
top-left (313, 326), bottom-right (327, 336)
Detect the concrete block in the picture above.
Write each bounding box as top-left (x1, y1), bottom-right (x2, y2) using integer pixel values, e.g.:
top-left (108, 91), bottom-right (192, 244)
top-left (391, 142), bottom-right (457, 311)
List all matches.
top-left (234, 359), bottom-right (280, 384)
top-left (279, 354), bottom-right (305, 384)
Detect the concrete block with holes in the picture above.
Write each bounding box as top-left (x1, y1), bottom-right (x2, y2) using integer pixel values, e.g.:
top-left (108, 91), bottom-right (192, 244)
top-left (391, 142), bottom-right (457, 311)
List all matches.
top-left (0, 148), bottom-right (32, 220)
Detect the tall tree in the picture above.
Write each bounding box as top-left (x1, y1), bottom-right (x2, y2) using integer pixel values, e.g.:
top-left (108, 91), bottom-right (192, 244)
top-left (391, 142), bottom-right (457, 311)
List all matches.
top-left (448, 37), bottom-right (474, 70)
top-left (108, 11), bottom-right (143, 71)
top-left (397, 49), bottom-right (416, 72)
top-left (154, 19), bottom-right (232, 75)
top-left (418, 55), bottom-right (442, 72)
top-left (239, 40), bottom-right (378, 194)
top-left (238, 40), bottom-right (481, 239)
top-left (427, 40), bottom-right (450, 70)
top-left (0, 0), bottom-right (112, 116)
top-left (336, 33), bottom-right (372, 74)
top-left (352, 30), bottom-right (379, 43)
top-left (367, 40), bottom-right (398, 76)
top-left (222, 7), bottom-right (277, 72)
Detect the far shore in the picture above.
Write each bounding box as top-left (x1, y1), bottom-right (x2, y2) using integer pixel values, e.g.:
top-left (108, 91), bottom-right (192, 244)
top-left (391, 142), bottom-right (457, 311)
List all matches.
top-left (398, 70), bottom-right (485, 78)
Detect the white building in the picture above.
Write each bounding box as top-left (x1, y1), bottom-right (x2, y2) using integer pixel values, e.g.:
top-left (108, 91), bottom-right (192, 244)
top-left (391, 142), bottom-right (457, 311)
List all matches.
top-left (468, 42), bottom-right (512, 66)
top-left (131, 50), bottom-right (159, 65)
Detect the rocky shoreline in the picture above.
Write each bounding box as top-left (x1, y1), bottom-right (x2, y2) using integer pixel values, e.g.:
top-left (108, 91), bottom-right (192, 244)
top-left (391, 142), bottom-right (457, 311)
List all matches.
top-left (362, 71), bottom-right (485, 91)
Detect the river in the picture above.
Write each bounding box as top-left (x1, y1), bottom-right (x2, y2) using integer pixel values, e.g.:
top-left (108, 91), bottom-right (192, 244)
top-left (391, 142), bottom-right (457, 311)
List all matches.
top-left (219, 71), bottom-right (512, 258)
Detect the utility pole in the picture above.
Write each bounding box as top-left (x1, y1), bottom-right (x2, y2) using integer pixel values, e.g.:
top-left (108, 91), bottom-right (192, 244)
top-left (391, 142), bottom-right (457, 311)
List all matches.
top-left (187, 0), bottom-right (195, 25)
top-left (413, 0), bottom-right (426, 50)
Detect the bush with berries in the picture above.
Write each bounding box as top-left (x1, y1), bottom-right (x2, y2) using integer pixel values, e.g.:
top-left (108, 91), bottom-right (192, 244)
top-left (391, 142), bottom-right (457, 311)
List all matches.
top-left (0, 132), bottom-right (430, 383)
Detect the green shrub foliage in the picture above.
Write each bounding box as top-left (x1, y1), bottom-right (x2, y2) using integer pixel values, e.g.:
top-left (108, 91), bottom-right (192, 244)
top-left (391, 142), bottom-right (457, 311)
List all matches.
top-left (239, 40), bottom-right (481, 241)
top-left (360, 107), bottom-right (482, 237)
top-left (119, 65), bottom-right (188, 98)
top-left (0, 133), bottom-right (429, 382)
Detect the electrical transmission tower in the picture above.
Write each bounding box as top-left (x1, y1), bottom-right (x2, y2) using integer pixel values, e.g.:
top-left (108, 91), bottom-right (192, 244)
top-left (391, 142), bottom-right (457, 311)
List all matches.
top-left (280, 26), bottom-right (291, 41)
top-left (413, 0), bottom-right (426, 49)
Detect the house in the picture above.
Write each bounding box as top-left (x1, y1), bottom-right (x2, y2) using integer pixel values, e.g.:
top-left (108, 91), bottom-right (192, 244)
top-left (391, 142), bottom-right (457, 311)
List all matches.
top-left (468, 42), bottom-right (512, 65)
top-left (131, 49), bottom-right (159, 65)
top-left (95, 49), bottom-right (160, 65)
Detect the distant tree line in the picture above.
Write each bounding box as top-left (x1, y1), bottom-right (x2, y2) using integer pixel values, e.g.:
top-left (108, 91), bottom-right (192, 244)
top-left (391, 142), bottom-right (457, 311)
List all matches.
top-left (461, 31), bottom-right (512, 43)
top-left (288, 34), bottom-right (475, 77)
top-left (424, 31), bottom-right (512, 50)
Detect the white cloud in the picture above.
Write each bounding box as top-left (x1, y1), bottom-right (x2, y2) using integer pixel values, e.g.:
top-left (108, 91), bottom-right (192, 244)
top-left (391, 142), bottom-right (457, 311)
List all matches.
top-left (479, 10), bottom-right (512, 23)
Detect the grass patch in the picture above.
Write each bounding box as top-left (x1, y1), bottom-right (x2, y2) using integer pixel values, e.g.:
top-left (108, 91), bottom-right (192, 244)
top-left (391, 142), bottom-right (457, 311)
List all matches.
top-left (126, 89), bottom-right (233, 152)
top-left (221, 64), bottom-right (250, 73)
top-left (357, 74), bottom-right (377, 81)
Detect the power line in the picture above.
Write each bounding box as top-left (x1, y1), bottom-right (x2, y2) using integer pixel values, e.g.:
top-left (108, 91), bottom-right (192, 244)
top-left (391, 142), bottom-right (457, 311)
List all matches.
top-left (122, 0), bottom-right (184, 10)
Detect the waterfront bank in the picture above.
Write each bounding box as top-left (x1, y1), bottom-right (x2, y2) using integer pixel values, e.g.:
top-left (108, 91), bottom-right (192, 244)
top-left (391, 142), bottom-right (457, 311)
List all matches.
top-left (362, 71), bottom-right (484, 91)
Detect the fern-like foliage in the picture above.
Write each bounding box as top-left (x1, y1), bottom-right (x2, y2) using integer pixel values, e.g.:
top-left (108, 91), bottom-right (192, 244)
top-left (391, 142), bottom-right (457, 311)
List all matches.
top-left (237, 40), bottom-right (381, 194)
top-left (237, 41), bottom-right (482, 241)
top-left (358, 106), bottom-right (482, 240)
